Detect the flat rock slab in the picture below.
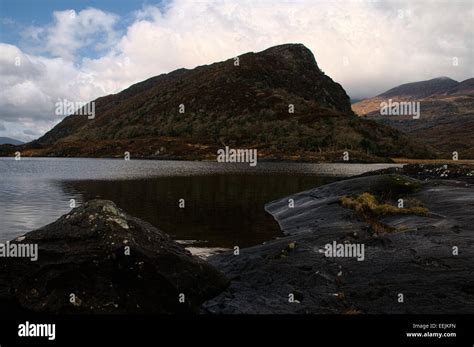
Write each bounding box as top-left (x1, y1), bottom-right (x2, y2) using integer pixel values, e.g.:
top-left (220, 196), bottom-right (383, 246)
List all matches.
top-left (0, 200), bottom-right (228, 314)
top-left (204, 174), bottom-right (474, 314)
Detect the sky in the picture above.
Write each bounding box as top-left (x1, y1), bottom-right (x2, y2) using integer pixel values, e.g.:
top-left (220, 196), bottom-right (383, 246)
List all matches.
top-left (0, 0), bottom-right (473, 142)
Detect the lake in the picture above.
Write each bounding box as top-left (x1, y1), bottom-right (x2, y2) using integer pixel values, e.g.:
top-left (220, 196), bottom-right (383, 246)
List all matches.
top-left (0, 158), bottom-right (401, 248)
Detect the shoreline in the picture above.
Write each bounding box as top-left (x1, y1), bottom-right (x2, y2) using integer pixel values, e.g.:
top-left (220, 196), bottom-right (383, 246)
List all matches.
top-left (0, 153), bottom-right (394, 163)
top-left (2, 152), bottom-right (474, 164)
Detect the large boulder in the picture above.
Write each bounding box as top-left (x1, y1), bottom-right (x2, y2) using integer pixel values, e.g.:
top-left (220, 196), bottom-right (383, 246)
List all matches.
top-left (0, 200), bottom-right (228, 314)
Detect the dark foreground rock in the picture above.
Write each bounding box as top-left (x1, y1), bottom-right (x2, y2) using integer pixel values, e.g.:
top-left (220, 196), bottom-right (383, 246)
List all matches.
top-left (204, 173), bottom-right (474, 314)
top-left (0, 200), bottom-right (228, 314)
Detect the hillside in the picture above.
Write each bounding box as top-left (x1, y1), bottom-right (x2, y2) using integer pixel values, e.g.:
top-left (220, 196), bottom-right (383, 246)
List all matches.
top-left (353, 77), bottom-right (474, 159)
top-left (380, 77), bottom-right (458, 99)
top-left (1, 44), bottom-right (431, 162)
top-left (0, 137), bottom-right (23, 145)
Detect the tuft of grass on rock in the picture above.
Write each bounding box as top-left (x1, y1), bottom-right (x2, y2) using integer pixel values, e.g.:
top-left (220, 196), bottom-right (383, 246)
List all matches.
top-left (340, 192), bottom-right (429, 217)
top-left (273, 241), bottom-right (297, 259)
top-left (343, 308), bottom-right (363, 315)
top-left (340, 192), bottom-right (429, 234)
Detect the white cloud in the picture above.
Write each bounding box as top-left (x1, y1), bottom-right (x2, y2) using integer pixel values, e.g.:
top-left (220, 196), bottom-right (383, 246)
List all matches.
top-left (22, 8), bottom-right (119, 61)
top-left (0, 43), bottom-right (109, 141)
top-left (1, 0), bottom-right (473, 141)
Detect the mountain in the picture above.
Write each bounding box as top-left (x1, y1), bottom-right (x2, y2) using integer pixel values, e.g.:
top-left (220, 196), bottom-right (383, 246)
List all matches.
top-left (353, 77), bottom-right (474, 159)
top-left (2, 44), bottom-right (431, 162)
top-left (447, 78), bottom-right (474, 96)
top-left (0, 137), bottom-right (24, 145)
top-left (380, 77), bottom-right (459, 99)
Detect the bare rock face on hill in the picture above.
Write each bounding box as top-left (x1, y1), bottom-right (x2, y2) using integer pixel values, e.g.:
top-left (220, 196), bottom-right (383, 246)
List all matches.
top-left (353, 77), bottom-right (474, 159)
top-left (2, 44), bottom-right (430, 162)
top-left (0, 200), bottom-right (229, 314)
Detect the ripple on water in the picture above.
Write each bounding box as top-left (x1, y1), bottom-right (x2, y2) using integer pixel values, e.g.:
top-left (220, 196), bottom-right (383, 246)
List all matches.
top-left (0, 158), bottom-right (401, 245)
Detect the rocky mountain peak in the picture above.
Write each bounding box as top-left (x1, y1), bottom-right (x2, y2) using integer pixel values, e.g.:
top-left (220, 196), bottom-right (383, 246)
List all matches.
top-left (259, 43), bottom-right (320, 67)
top-left (4, 44), bottom-right (431, 161)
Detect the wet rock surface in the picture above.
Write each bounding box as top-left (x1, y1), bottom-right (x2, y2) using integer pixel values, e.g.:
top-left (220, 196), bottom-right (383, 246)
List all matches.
top-left (0, 200), bottom-right (229, 314)
top-left (204, 172), bottom-right (474, 314)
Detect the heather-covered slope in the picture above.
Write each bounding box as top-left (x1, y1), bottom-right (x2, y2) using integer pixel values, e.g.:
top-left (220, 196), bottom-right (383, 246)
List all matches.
top-left (353, 77), bottom-right (474, 158)
top-left (3, 44), bottom-right (431, 161)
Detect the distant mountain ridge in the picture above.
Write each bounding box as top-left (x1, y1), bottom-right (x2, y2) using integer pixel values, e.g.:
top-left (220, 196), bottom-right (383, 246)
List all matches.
top-left (379, 77), bottom-right (459, 99)
top-left (352, 77), bottom-right (474, 158)
top-left (447, 78), bottom-right (474, 96)
top-left (0, 137), bottom-right (24, 145)
top-left (1, 44), bottom-right (431, 161)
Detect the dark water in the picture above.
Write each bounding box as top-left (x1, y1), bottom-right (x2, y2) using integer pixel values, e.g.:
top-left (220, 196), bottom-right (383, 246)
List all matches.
top-left (0, 158), bottom-right (400, 248)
